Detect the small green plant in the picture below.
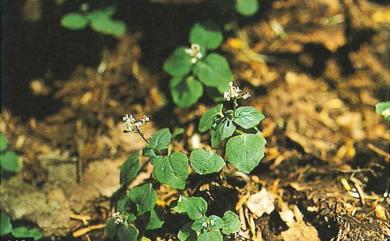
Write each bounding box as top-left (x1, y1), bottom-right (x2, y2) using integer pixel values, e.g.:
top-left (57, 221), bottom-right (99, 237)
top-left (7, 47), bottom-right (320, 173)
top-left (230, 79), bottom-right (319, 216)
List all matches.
top-left (164, 21), bottom-right (233, 108)
top-left (106, 81), bottom-right (266, 240)
top-left (375, 101), bottom-right (390, 121)
top-left (173, 196), bottom-right (240, 241)
top-left (61, 6), bottom-right (126, 37)
top-left (0, 212), bottom-right (43, 240)
top-left (0, 133), bottom-right (22, 174)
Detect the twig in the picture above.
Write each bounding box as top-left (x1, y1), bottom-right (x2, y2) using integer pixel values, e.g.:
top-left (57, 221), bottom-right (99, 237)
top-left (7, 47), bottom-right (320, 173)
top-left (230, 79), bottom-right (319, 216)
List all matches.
top-left (367, 143), bottom-right (390, 162)
top-left (72, 223), bottom-right (106, 238)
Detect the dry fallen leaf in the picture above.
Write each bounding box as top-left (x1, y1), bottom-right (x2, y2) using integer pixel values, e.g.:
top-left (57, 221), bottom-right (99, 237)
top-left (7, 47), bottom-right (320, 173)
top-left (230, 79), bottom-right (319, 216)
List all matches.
top-left (246, 188), bottom-right (275, 218)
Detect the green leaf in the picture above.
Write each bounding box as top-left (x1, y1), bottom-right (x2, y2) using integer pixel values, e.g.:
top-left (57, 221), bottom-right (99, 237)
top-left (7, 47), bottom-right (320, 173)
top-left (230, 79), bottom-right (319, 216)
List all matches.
top-left (105, 218), bottom-right (117, 239)
top-left (172, 128), bottom-right (185, 139)
top-left (86, 7), bottom-right (116, 21)
top-left (11, 227), bottom-right (42, 240)
top-left (198, 104), bottom-right (223, 132)
top-left (375, 101), bottom-right (390, 121)
top-left (191, 216), bottom-right (208, 232)
top-left (90, 17), bottom-right (126, 37)
top-left (189, 21), bottom-right (223, 50)
top-left (0, 151), bottom-right (21, 173)
top-left (172, 196), bottom-right (208, 220)
top-left (235, 0), bottom-right (259, 16)
top-left (0, 212), bottom-right (12, 236)
top-left (117, 224), bottom-right (139, 241)
top-left (178, 223), bottom-right (197, 241)
top-left (226, 134), bottom-right (266, 174)
top-left (145, 209), bottom-right (164, 230)
top-left (234, 106), bottom-right (265, 129)
top-left (153, 152), bottom-right (189, 189)
top-left (221, 211), bottom-right (240, 235)
top-left (120, 151), bottom-right (141, 186)
top-left (193, 54), bottom-right (233, 91)
top-left (208, 215), bottom-right (224, 231)
top-left (116, 194), bottom-right (131, 213)
top-left (163, 47), bottom-right (193, 77)
top-left (0, 134), bottom-right (8, 152)
top-left (189, 148), bottom-right (225, 175)
top-left (170, 76), bottom-right (203, 108)
top-left (148, 128), bottom-right (172, 152)
top-left (61, 13), bottom-right (88, 30)
top-left (211, 118), bottom-right (236, 147)
top-left (128, 183), bottom-right (157, 215)
top-left (198, 230), bottom-right (223, 241)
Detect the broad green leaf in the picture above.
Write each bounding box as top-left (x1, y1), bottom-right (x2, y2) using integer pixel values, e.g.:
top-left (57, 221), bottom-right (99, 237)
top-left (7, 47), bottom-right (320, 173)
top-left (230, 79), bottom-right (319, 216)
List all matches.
top-left (172, 196), bottom-right (208, 220)
top-left (153, 152), bottom-right (189, 189)
top-left (117, 224), bottom-right (139, 241)
top-left (208, 215), bottom-right (224, 231)
top-left (0, 134), bottom-right (8, 152)
top-left (170, 76), bottom-right (203, 108)
top-left (0, 212), bottom-right (12, 236)
top-left (191, 217), bottom-right (208, 232)
top-left (189, 21), bottom-right (223, 50)
top-left (163, 47), bottom-right (193, 77)
top-left (11, 227), bottom-right (42, 240)
top-left (375, 101), bottom-right (390, 121)
top-left (128, 183), bottom-right (157, 214)
top-left (199, 104), bottom-right (223, 132)
top-left (193, 53), bottom-right (233, 91)
top-left (148, 128), bottom-right (172, 152)
top-left (145, 209), bottom-right (164, 230)
top-left (211, 118), bottom-right (236, 147)
top-left (198, 230), bottom-right (223, 241)
top-left (189, 148), bottom-right (225, 175)
top-left (221, 211), bottom-right (240, 235)
top-left (234, 106), bottom-right (265, 129)
top-left (0, 151), bottom-right (21, 173)
top-left (226, 134), bottom-right (266, 174)
top-left (86, 7), bottom-right (116, 21)
top-left (105, 218), bottom-right (117, 239)
top-left (90, 17), bottom-right (126, 37)
top-left (116, 194), bottom-right (131, 213)
top-left (178, 223), bottom-right (197, 241)
top-left (61, 13), bottom-right (88, 30)
top-left (120, 151), bottom-right (141, 186)
top-left (235, 0), bottom-right (259, 16)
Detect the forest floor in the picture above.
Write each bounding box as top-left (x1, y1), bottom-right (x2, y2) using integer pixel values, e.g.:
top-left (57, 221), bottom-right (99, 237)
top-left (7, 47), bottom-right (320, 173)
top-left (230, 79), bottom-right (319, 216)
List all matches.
top-left (1, 0), bottom-right (389, 240)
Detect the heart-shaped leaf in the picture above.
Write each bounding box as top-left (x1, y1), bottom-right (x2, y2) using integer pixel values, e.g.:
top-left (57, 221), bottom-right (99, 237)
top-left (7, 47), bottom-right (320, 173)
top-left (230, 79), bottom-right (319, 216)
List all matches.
top-left (61, 13), bottom-right (88, 30)
top-left (193, 54), bottom-right (233, 91)
top-left (226, 134), bottom-right (266, 173)
top-left (198, 230), bottom-right (223, 241)
top-left (189, 148), bottom-right (225, 175)
top-left (170, 76), bottom-right (203, 108)
top-left (148, 128), bottom-right (172, 152)
top-left (221, 211), bottom-right (241, 235)
top-left (164, 47), bottom-right (193, 77)
top-left (145, 209), bottom-right (164, 230)
top-left (117, 224), bottom-right (139, 241)
top-left (120, 151), bottom-right (141, 186)
top-left (198, 104), bottom-right (223, 132)
top-left (0, 151), bottom-right (21, 173)
top-left (128, 183), bottom-right (157, 215)
top-left (153, 152), bottom-right (189, 189)
top-left (190, 21), bottom-right (223, 50)
top-left (172, 196), bottom-right (208, 220)
top-left (211, 118), bottom-right (236, 147)
top-left (234, 106), bottom-right (265, 129)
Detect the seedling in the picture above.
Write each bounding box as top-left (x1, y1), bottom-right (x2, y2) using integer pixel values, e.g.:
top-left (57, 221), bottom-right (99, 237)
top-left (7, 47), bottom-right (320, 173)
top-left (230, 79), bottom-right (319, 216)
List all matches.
top-left (61, 6), bottom-right (126, 37)
top-left (107, 80), bottom-right (266, 240)
top-left (0, 133), bottom-right (22, 174)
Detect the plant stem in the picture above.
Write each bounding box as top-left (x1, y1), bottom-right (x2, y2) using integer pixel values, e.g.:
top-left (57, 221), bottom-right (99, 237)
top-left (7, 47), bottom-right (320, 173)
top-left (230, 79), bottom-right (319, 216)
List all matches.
top-left (136, 127), bottom-right (149, 144)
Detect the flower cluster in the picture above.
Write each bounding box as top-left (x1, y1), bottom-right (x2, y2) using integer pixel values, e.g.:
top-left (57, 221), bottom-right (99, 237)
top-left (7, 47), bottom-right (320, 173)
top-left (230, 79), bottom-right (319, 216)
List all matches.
top-left (112, 212), bottom-right (128, 225)
top-left (223, 82), bottom-right (251, 101)
top-left (122, 114), bottom-right (150, 133)
top-left (185, 44), bottom-right (202, 64)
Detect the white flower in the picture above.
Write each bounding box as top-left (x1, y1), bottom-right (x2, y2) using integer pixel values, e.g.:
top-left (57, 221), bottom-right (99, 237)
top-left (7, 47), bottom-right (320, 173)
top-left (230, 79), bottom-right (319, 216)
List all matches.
top-left (112, 212), bottom-right (128, 225)
top-left (122, 114), bottom-right (150, 133)
top-left (223, 82), bottom-right (251, 101)
top-left (185, 44), bottom-right (202, 64)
